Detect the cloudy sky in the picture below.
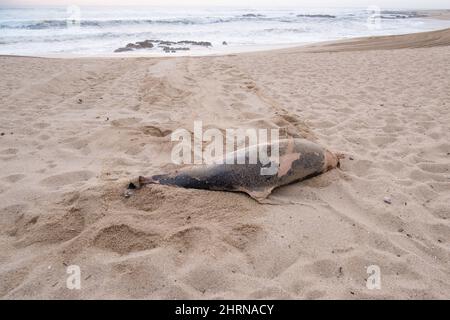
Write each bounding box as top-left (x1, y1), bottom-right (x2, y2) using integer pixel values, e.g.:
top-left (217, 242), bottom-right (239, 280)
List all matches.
top-left (2, 0), bottom-right (449, 9)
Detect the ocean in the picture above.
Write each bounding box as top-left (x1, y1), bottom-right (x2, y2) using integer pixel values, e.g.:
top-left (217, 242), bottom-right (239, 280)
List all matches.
top-left (1, 6), bottom-right (450, 56)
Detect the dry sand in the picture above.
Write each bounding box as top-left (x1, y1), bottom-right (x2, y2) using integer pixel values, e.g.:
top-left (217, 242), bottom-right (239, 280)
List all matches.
top-left (0, 28), bottom-right (449, 299)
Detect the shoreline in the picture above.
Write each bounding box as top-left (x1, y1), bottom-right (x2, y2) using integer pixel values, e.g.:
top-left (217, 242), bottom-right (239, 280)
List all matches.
top-left (1, 8), bottom-right (450, 59)
top-left (2, 26), bottom-right (450, 60)
top-left (3, 27), bottom-right (450, 60)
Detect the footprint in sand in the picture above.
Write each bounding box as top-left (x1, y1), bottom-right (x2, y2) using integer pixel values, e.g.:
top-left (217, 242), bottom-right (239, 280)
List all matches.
top-left (140, 125), bottom-right (172, 137)
top-left (15, 209), bottom-right (86, 246)
top-left (111, 117), bottom-right (142, 127)
top-left (39, 134), bottom-right (51, 141)
top-left (0, 203), bottom-right (28, 230)
top-left (0, 148), bottom-right (18, 155)
top-left (40, 170), bottom-right (94, 187)
top-left (2, 174), bottom-right (26, 183)
top-left (168, 226), bottom-right (212, 252)
top-left (417, 163), bottom-right (450, 174)
top-left (33, 122), bottom-right (50, 129)
top-left (224, 224), bottom-right (262, 251)
top-left (93, 224), bottom-right (162, 255)
top-left (305, 289), bottom-right (327, 299)
top-left (424, 195), bottom-right (450, 220)
top-left (0, 267), bottom-right (30, 297)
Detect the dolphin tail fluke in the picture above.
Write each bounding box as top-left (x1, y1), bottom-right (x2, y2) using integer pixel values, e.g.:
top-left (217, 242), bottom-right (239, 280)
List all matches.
top-left (138, 175), bottom-right (156, 186)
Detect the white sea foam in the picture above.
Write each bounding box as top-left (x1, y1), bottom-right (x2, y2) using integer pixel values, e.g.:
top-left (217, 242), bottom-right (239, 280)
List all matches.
top-left (1, 6), bottom-right (450, 56)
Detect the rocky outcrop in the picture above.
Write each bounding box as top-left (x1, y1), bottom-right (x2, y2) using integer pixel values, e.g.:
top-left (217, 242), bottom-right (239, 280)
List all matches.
top-left (297, 14), bottom-right (336, 18)
top-left (242, 14), bottom-right (265, 18)
top-left (114, 40), bottom-right (154, 52)
top-left (114, 47), bottom-right (133, 53)
top-left (176, 40), bottom-right (212, 47)
top-left (114, 39), bottom-right (212, 53)
top-left (135, 40), bottom-right (154, 48)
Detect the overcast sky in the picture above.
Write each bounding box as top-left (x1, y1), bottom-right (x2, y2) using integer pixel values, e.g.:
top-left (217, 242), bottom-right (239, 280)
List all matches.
top-left (2, 0), bottom-right (449, 9)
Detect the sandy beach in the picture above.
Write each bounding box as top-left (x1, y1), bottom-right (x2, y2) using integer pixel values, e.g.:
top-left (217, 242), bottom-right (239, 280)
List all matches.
top-left (0, 27), bottom-right (449, 299)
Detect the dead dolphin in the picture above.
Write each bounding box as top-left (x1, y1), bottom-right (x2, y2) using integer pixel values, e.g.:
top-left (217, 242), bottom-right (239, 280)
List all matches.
top-left (136, 138), bottom-right (340, 202)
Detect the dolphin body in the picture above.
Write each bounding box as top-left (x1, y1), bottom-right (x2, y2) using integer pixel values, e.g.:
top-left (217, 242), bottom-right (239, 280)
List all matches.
top-left (137, 138), bottom-right (340, 202)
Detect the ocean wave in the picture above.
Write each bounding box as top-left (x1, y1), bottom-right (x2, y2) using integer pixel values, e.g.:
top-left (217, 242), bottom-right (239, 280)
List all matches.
top-left (380, 10), bottom-right (426, 19)
top-left (0, 19), bottom-right (202, 29)
top-left (0, 14), bottom-right (347, 30)
top-left (263, 28), bottom-right (307, 33)
top-left (0, 8), bottom-right (431, 31)
top-left (0, 31), bottom-right (155, 44)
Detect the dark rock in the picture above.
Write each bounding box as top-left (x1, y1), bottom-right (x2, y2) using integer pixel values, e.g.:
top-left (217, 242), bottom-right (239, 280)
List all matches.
top-left (125, 43), bottom-right (139, 49)
top-left (222, 41), bottom-right (228, 45)
top-left (159, 40), bottom-right (177, 46)
top-left (380, 11), bottom-right (426, 19)
top-left (136, 40), bottom-right (154, 48)
top-left (115, 39), bottom-right (212, 53)
top-left (242, 14), bottom-right (264, 18)
top-left (177, 40), bottom-right (212, 47)
top-left (115, 40), bottom-right (154, 53)
top-left (114, 47), bottom-right (133, 53)
top-left (297, 14), bottom-right (336, 18)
